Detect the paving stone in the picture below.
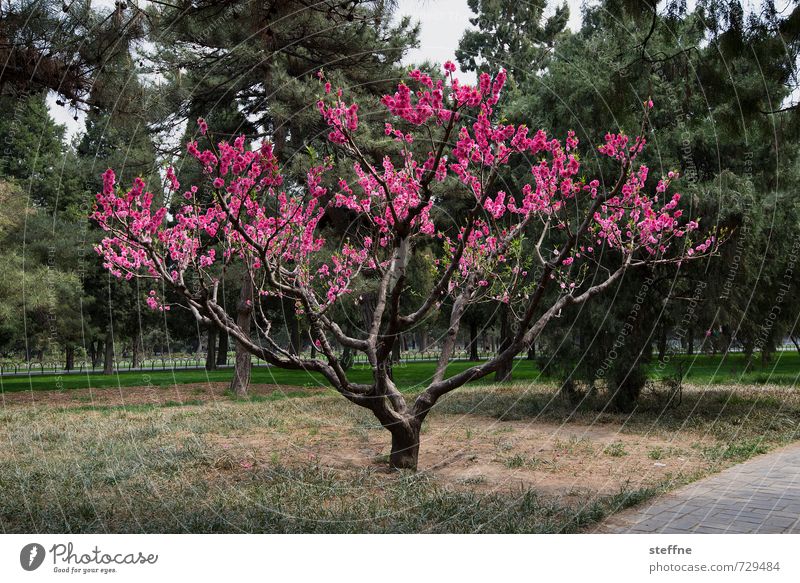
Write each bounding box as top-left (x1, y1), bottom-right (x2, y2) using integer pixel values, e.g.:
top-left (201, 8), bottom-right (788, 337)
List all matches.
top-left (603, 442), bottom-right (800, 533)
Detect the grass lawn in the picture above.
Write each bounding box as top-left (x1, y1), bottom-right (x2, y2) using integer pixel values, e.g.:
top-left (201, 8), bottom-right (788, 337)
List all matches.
top-left (1, 351), bottom-right (798, 394)
top-left (2, 380), bottom-right (798, 533)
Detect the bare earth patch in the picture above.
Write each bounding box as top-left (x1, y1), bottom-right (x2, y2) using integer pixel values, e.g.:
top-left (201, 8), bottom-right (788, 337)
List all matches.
top-left (2, 381), bottom-right (797, 532)
top-left (0, 381), bottom-right (323, 408)
top-left (208, 410), bottom-right (714, 499)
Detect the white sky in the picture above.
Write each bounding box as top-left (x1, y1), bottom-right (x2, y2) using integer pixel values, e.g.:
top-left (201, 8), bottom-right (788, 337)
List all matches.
top-left (396, 0), bottom-right (584, 76)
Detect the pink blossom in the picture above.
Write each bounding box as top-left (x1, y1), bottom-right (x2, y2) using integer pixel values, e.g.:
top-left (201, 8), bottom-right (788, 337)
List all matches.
top-left (90, 67), bottom-right (713, 362)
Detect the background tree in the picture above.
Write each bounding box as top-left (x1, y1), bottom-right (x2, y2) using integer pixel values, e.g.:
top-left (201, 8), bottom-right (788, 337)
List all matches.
top-left (147, 0), bottom-right (418, 394)
top-left (497, 0), bottom-right (800, 404)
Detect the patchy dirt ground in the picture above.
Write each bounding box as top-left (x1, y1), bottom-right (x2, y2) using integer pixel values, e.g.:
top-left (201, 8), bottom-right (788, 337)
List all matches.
top-left (0, 381), bottom-right (324, 408)
top-left (208, 412), bottom-right (714, 499)
top-left (3, 381), bottom-right (796, 514)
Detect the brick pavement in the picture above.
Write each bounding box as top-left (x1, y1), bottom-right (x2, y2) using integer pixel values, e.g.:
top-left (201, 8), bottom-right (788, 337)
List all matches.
top-left (598, 442), bottom-right (800, 533)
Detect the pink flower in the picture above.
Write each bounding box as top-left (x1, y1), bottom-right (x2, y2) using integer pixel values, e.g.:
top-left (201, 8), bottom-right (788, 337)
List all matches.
top-left (90, 67), bottom-right (705, 386)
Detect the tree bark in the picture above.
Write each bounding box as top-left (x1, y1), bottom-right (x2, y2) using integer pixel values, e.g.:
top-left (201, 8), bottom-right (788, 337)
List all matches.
top-left (216, 332), bottom-right (228, 366)
top-left (131, 330), bottom-right (141, 369)
top-left (230, 274), bottom-right (253, 396)
top-left (91, 340), bottom-right (103, 368)
top-left (65, 344), bottom-right (74, 371)
top-left (389, 421), bottom-right (421, 471)
top-left (494, 303), bottom-right (513, 382)
top-left (205, 326), bottom-right (218, 371)
top-left (391, 335), bottom-right (402, 364)
top-left (468, 320), bottom-right (479, 361)
top-left (418, 329), bottom-right (428, 353)
top-left (657, 323), bottom-right (668, 362)
top-left (102, 328), bottom-right (114, 375)
top-left (285, 303), bottom-right (301, 355)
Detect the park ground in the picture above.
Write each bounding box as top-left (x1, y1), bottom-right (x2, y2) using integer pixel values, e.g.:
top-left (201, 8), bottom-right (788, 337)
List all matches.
top-left (1, 354), bottom-right (799, 533)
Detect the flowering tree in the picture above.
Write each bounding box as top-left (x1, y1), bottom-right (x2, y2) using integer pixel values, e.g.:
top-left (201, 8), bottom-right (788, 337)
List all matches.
top-left (92, 64), bottom-right (718, 470)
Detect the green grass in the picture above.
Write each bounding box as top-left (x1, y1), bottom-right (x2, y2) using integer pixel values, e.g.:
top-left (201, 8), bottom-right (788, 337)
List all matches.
top-left (2, 380), bottom-right (797, 533)
top-left (603, 441), bottom-right (628, 457)
top-left (1, 351), bottom-right (798, 395)
top-left (0, 395), bottom-right (660, 533)
top-left (648, 352), bottom-right (800, 385)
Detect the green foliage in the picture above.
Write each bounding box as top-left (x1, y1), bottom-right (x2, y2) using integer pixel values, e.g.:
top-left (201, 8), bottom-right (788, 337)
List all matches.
top-left (457, 0), bottom-right (569, 82)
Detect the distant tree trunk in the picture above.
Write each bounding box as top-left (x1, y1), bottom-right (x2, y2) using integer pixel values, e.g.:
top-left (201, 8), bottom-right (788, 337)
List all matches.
top-left (216, 332), bottom-right (228, 366)
top-left (392, 335), bottom-right (402, 364)
top-left (418, 329), bottom-right (428, 353)
top-left (657, 324), bottom-right (668, 362)
top-left (761, 345), bottom-right (772, 367)
top-left (65, 344), bottom-right (74, 371)
top-left (687, 326), bottom-right (694, 355)
top-left (468, 321), bottom-right (479, 361)
top-left (205, 326), bottom-right (218, 371)
top-left (282, 299), bottom-right (301, 355)
top-left (791, 334), bottom-right (800, 355)
top-left (90, 340), bottom-right (103, 368)
top-left (103, 328), bottom-right (114, 375)
top-left (131, 330), bottom-right (142, 369)
top-left (230, 274), bottom-right (253, 396)
top-left (494, 303), bottom-right (513, 382)
top-left (527, 341), bottom-right (536, 360)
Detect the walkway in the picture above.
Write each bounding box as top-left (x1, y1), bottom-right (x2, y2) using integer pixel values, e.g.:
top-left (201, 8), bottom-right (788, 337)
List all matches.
top-left (599, 442), bottom-right (800, 533)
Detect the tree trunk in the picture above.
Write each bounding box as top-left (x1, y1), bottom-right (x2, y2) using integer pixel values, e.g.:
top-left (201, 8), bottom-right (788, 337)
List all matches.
top-left (216, 332), bottom-right (228, 366)
top-left (103, 328), bottom-right (114, 375)
top-left (389, 422), bottom-right (421, 471)
top-left (392, 335), bottom-right (402, 364)
top-left (91, 340), bottom-right (103, 368)
top-left (205, 326), bottom-right (218, 371)
top-left (468, 320), bottom-right (479, 361)
top-left (494, 303), bottom-right (513, 382)
top-left (65, 344), bottom-right (74, 371)
top-left (687, 326), bottom-right (694, 355)
top-left (131, 330), bottom-right (141, 369)
top-left (657, 323), bottom-right (668, 362)
top-left (287, 310), bottom-right (300, 355)
top-left (418, 329), bottom-right (428, 353)
top-left (230, 274), bottom-right (253, 396)
top-left (527, 341), bottom-right (536, 360)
